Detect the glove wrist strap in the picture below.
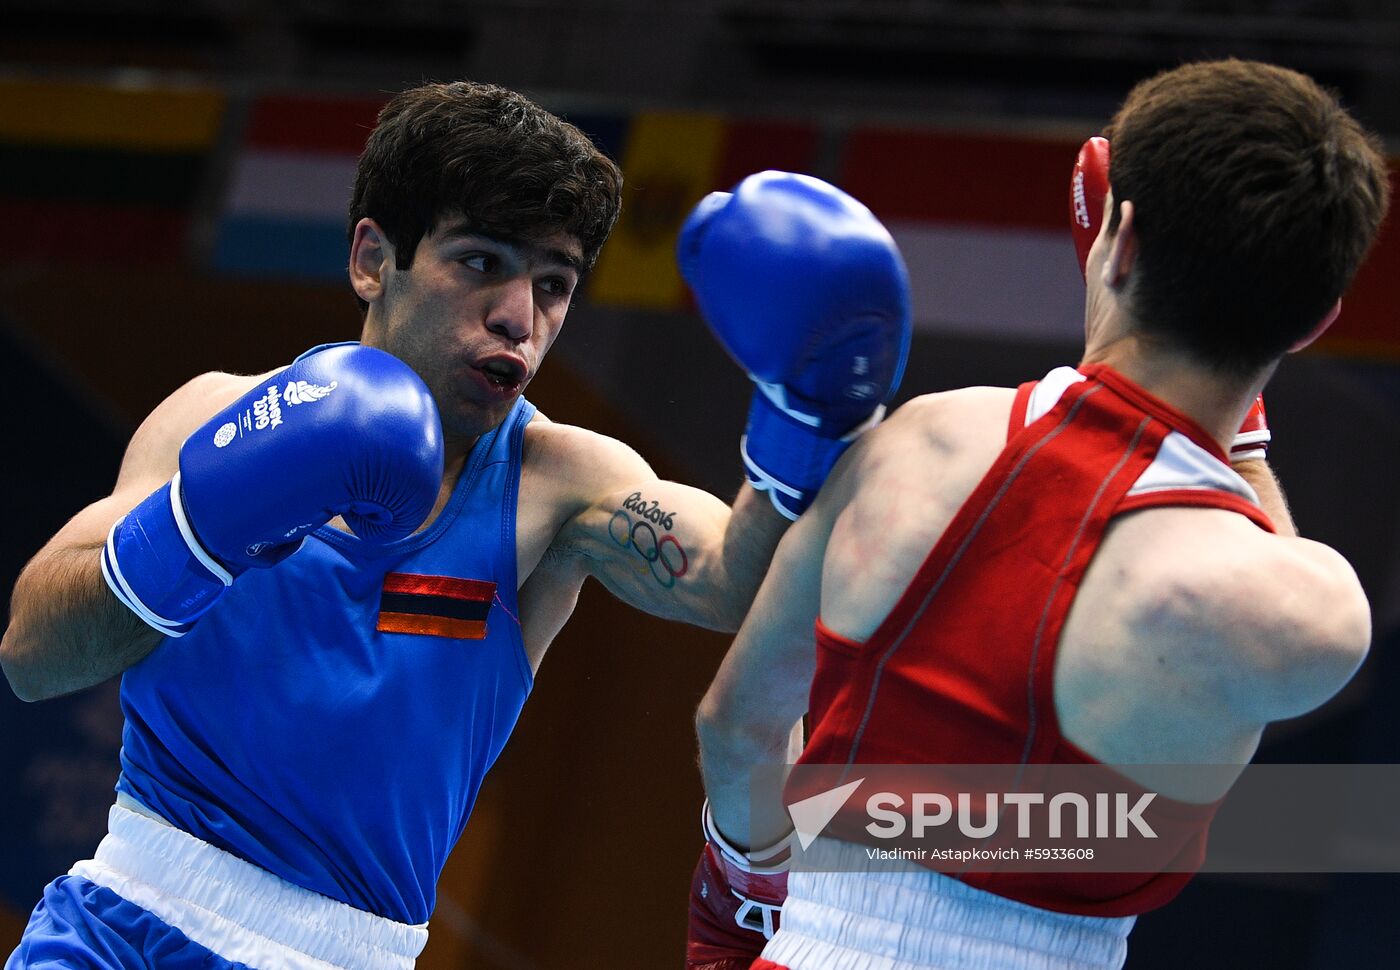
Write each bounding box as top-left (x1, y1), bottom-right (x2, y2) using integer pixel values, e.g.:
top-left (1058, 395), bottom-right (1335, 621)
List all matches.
top-left (1229, 429), bottom-right (1270, 463)
top-left (1230, 395), bottom-right (1270, 463)
top-left (702, 801), bottom-right (790, 941)
top-left (101, 474), bottom-right (234, 636)
top-left (742, 392), bottom-right (884, 520)
top-left (702, 801), bottom-right (792, 874)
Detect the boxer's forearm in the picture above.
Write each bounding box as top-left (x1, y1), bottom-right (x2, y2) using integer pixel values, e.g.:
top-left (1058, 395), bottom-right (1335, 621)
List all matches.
top-left (698, 495), bottom-right (827, 841)
top-left (2, 542), bottom-right (161, 701)
top-left (707, 484), bottom-right (792, 630)
top-left (698, 553), bottom-right (819, 847)
top-left (697, 721), bottom-right (758, 847)
top-left (698, 714), bottom-right (801, 851)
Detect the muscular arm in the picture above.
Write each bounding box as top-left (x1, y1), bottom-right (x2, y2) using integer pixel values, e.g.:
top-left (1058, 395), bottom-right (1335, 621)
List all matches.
top-left (2, 498), bottom-right (162, 701)
top-left (695, 461), bottom-right (846, 849)
top-left (1228, 456), bottom-right (1373, 719)
top-left (1, 372), bottom-right (258, 700)
top-left (544, 426), bottom-right (789, 632)
top-left (1230, 532), bottom-right (1371, 722)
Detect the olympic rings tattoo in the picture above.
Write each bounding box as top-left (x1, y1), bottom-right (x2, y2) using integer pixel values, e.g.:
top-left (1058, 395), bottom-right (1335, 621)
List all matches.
top-left (608, 509), bottom-right (690, 588)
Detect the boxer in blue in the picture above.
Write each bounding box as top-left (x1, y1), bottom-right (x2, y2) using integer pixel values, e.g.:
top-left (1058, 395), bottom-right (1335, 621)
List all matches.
top-left (0, 81), bottom-right (912, 967)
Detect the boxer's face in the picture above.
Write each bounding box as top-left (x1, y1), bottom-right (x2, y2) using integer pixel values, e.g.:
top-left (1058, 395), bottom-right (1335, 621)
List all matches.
top-left (358, 216), bottom-right (583, 450)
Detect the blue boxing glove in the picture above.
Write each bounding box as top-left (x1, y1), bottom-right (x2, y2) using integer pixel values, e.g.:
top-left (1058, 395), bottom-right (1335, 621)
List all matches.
top-left (679, 171), bottom-right (911, 519)
top-left (101, 344), bottom-right (443, 636)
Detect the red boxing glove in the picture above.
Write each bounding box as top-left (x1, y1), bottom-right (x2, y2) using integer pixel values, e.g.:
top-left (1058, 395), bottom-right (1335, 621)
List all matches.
top-left (1231, 395), bottom-right (1270, 462)
top-left (686, 803), bottom-right (790, 970)
top-left (1070, 136), bottom-right (1111, 277)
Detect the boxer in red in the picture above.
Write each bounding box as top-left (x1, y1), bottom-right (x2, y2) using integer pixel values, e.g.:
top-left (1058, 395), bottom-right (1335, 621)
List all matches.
top-left (687, 59), bottom-right (1392, 970)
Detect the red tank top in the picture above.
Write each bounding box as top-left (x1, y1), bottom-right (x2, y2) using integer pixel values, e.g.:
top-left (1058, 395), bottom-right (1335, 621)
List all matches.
top-left (797, 364), bottom-right (1273, 917)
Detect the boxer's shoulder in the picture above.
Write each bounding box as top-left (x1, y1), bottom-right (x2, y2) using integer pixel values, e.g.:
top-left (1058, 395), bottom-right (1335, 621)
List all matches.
top-left (515, 418), bottom-right (656, 560)
top-left (520, 417), bottom-right (651, 501)
top-left (144, 370), bottom-right (266, 430)
top-left (1086, 509), bottom-right (1369, 719)
top-left (1056, 509), bottom-right (1369, 773)
top-left (816, 387), bottom-right (1018, 641)
top-left (1117, 510), bottom-right (1363, 644)
top-left (1195, 528), bottom-right (1369, 693)
top-left (827, 386), bottom-right (1015, 503)
top-left (889, 385), bottom-right (1015, 440)
top-left (116, 369), bottom-right (279, 491)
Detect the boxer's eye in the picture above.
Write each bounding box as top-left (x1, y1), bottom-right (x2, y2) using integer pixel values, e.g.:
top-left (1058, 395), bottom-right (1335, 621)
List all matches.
top-left (539, 276), bottom-right (572, 297)
top-left (459, 253), bottom-right (499, 274)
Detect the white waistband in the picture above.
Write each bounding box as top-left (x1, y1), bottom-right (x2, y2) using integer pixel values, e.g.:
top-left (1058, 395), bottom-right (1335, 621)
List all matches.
top-left (763, 839), bottom-right (1133, 970)
top-left (70, 804), bottom-right (428, 970)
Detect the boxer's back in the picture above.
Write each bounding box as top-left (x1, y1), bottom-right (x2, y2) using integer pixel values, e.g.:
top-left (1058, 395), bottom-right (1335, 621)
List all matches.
top-left (817, 372), bottom-right (1368, 801)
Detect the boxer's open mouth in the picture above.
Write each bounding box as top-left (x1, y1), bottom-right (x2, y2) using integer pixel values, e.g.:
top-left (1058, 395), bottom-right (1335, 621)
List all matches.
top-left (478, 357), bottom-right (525, 387)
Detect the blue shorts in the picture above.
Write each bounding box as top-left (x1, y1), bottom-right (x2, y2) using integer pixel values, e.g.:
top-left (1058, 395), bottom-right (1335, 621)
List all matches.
top-left (9, 804), bottom-right (427, 969)
top-left (6, 875), bottom-right (247, 969)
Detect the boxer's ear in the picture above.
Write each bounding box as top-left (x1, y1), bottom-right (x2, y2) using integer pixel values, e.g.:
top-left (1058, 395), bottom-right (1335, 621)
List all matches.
top-left (1102, 200), bottom-right (1138, 290)
top-left (350, 218), bottom-right (390, 304)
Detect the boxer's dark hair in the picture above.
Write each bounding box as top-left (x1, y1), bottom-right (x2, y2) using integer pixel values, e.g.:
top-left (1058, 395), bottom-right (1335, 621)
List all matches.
top-left (348, 80), bottom-right (623, 307)
top-left (1103, 58), bottom-right (1390, 376)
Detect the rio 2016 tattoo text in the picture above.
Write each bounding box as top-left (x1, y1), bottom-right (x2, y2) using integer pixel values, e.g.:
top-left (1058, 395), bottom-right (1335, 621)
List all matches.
top-left (608, 492), bottom-right (688, 588)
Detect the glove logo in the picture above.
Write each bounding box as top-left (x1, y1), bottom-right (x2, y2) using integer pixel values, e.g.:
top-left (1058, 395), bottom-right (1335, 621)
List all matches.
top-left (1071, 170), bottom-right (1092, 230)
top-left (284, 380), bottom-right (338, 405)
top-left (213, 423), bottom-right (237, 448)
top-left (237, 380), bottom-right (337, 437)
top-left (845, 381), bottom-right (879, 402)
top-left (251, 385), bottom-right (283, 431)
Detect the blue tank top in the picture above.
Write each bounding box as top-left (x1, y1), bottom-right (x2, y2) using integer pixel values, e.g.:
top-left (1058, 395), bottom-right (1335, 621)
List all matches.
top-left (116, 393), bottom-right (536, 925)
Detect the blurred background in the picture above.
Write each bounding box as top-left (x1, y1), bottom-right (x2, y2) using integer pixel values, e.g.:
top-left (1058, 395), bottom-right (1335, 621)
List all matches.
top-left (1, 1), bottom-right (1398, 966)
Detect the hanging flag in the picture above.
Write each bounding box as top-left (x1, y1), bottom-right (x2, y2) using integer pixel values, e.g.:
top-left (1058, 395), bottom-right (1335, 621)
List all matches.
top-left (840, 127), bottom-right (1088, 342)
top-left (587, 113), bottom-right (822, 310)
top-left (0, 77), bottom-right (223, 264)
top-left (213, 94), bottom-right (383, 280)
top-left (588, 111), bottom-right (727, 309)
